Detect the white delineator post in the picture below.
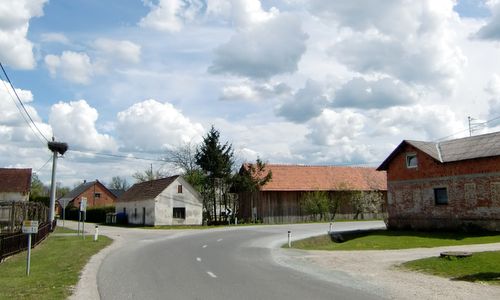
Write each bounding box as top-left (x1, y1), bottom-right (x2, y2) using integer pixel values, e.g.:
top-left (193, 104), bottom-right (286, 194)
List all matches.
top-left (94, 225), bottom-right (99, 241)
top-left (288, 230), bottom-right (292, 248)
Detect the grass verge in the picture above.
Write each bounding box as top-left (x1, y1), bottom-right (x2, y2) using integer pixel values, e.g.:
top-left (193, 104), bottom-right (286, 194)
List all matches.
top-left (0, 227), bottom-right (112, 299)
top-left (402, 251), bottom-right (500, 285)
top-left (290, 230), bottom-right (500, 250)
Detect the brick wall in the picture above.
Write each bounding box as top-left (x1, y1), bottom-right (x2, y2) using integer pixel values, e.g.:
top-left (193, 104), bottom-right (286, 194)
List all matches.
top-left (386, 144), bottom-right (500, 231)
top-left (72, 183), bottom-right (116, 209)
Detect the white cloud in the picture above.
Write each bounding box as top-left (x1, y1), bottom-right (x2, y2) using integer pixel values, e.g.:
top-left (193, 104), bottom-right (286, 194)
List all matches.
top-left (230, 0), bottom-right (279, 27)
top-left (311, 0), bottom-right (466, 91)
top-left (373, 104), bottom-right (465, 140)
top-left (44, 51), bottom-right (94, 84)
top-left (0, 0), bottom-right (47, 69)
top-left (220, 81), bottom-right (290, 101)
top-left (476, 1), bottom-right (500, 40)
top-left (94, 38), bottom-right (141, 64)
top-left (277, 80), bottom-right (327, 123)
top-left (116, 99), bottom-right (204, 152)
top-left (139, 0), bottom-right (206, 32)
top-left (333, 77), bottom-right (417, 109)
top-left (307, 109), bottom-right (365, 147)
top-left (0, 80), bottom-right (52, 143)
top-left (209, 13), bottom-right (308, 79)
top-left (40, 32), bottom-right (70, 44)
top-left (49, 100), bottom-right (117, 152)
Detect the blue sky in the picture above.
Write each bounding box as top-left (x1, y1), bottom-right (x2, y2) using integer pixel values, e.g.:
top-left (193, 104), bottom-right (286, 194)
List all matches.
top-left (1, 0), bottom-right (500, 187)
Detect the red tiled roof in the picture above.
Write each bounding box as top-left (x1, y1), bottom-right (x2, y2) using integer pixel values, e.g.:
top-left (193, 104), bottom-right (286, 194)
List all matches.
top-left (0, 168), bottom-right (32, 194)
top-left (245, 164), bottom-right (386, 191)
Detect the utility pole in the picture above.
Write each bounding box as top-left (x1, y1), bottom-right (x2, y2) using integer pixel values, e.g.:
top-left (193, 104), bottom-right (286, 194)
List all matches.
top-left (48, 138), bottom-right (68, 229)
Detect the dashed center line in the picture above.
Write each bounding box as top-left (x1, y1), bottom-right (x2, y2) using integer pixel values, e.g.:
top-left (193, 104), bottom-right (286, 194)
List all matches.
top-left (202, 244), bottom-right (207, 248)
top-left (216, 238), bottom-right (223, 242)
top-left (196, 257), bottom-right (201, 262)
top-left (206, 271), bottom-right (217, 278)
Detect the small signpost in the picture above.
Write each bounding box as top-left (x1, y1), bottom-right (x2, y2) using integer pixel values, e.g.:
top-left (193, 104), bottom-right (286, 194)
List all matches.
top-left (22, 220), bottom-right (39, 276)
top-left (79, 198), bottom-right (87, 239)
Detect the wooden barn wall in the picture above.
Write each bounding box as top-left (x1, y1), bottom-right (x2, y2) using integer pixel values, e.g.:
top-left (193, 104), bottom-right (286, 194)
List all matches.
top-left (238, 190), bottom-right (387, 224)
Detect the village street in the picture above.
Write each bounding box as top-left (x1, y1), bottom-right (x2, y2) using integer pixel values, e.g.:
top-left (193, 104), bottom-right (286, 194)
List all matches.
top-left (63, 220), bottom-right (385, 300)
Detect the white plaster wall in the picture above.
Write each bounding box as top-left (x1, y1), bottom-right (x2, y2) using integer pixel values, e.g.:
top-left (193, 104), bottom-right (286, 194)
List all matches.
top-left (154, 177), bottom-right (203, 225)
top-left (0, 192), bottom-right (28, 202)
top-left (115, 199), bottom-right (155, 225)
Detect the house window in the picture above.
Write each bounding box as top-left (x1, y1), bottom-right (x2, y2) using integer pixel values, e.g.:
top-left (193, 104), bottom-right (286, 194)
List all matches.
top-left (406, 153), bottom-right (418, 168)
top-left (177, 185), bottom-right (183, 193)
top-left (94, 192), bottom-right (101, 198)
top-left (434, 188), bottom-right (448, 205)
top-left (173, 207), bottom-right (186, 219)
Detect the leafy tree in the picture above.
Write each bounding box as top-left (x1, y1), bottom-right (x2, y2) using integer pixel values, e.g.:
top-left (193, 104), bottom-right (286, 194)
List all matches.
top-left (232, 158), bottom-right (272, 192)
top-left (195, 126), bottom-right (234, 223)
top-left (109, 176), bottom-right (130, 191)
top-left (30, 173), bottom-right (46, 199)
top-left (300, 191), bottom-right (330, 221)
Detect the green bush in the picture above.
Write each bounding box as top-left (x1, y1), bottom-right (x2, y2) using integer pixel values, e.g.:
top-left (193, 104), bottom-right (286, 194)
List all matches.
top-left (64, 206), bottom-right (115, 223)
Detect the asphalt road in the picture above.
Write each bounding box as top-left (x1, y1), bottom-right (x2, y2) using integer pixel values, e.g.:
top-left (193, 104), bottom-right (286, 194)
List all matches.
top-left (97, 221), bottom-right (385, 300)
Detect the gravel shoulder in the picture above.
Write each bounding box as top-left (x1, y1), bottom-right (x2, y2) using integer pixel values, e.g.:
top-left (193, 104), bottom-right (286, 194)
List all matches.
top-left (275, 242), bottom-right (500, 300)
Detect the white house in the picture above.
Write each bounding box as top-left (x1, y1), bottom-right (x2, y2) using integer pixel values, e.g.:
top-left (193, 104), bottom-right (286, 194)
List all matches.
top-left (115, 175), bottom-right (203, 226)
top-left (0, 168), bottom-right (32, 202)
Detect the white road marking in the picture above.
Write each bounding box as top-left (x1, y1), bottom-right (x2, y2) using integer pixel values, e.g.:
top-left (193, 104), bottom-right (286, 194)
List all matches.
top-left (202, 244), bottom-right (207, 248)
top-left (196, 257), bottom-right (201, 262)
top-left (216, 238), bottom-right (223, 242)
top-left (206, 271), bottom-right (217, 278)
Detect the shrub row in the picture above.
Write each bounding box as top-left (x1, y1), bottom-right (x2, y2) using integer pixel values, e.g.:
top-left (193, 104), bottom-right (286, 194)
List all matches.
top-left (63, 206), bottom-right (115, 223)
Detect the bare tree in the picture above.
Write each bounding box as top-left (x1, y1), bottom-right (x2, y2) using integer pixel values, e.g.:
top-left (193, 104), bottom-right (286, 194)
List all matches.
top-left (164, 141), bottom-right (199, 174)
top-left (133, 167), bottom-right (166, 183)
top-left (109, 176), bottom-right (130, 191)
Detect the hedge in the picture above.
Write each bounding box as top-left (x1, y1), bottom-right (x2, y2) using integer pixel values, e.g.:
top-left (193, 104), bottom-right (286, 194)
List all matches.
top-left (64, 206), bottom-right (115, 223)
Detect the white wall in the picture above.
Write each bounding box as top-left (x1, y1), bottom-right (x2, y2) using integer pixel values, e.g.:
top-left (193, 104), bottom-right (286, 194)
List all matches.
top-left (0, 192), bottom-right (29, 202)
top-left (154, 177), bottom-right (203, 225)
top-left (116, 199), bottom-right (155, 226)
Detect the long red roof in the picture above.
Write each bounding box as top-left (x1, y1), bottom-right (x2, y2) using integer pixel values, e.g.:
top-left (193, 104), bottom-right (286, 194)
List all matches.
top-left (247, 164), bottom-right (386, 191)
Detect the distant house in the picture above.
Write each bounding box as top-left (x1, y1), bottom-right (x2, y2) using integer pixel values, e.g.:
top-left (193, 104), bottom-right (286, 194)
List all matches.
top-left (115, 176), bottom-right (202, 226)
top-left (57, 180), bottom-right (117, 212)
top-left (377, 131), bottom-right (500, 231)
top-left (0, 168), bottom-right (32, 202)
top-left (238, 164), bottom-right (387, 224)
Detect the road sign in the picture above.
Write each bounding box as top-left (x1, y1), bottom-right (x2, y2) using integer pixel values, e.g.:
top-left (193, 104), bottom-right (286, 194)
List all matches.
top-left (80, 198), bottom-right (87, 212)
top-left (22, 220), bottom-right (39, 234)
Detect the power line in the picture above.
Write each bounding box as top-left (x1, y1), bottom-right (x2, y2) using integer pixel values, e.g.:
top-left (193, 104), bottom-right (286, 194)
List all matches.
top-left (0, 61), bottom-right (49, 143)
top-left (69, 149), bottom-right (166, 162)
top-left (36, 156), bottom-right (53, 173)
top-left (0, 73), bottom-right (47, 147)
top-left (435, 114), bottom-right (500, 142)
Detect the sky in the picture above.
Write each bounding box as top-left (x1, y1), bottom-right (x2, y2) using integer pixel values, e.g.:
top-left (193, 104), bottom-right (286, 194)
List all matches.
top-left (1, 0), bottom-right (500, 187)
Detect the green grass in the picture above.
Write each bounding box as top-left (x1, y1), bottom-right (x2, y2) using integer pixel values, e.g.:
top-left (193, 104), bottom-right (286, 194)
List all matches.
top-left (290, 230), bottom-right (500, 250)
top-left (53, 227), bottom-right (77, 234)
top-left (402, 251), bottom-right (500, 285)
top-left (0, 229), bottom-right (112, 299)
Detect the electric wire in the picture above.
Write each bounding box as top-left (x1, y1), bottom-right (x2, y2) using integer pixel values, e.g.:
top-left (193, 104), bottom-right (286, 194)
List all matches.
top-left (0, 61), bottom-right (49, 143)
top-left (434, 114), bottom-right (500, 142)
top-left (36, 156), bottom-right (53, 173)
top-left (0, 73), bottom-right (47, 147)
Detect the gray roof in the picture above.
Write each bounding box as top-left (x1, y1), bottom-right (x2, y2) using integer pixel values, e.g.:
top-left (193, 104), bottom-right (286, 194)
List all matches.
top-left (378, 131), bottom-right (500, 170)
top-left (57, 181), bottom-right (96, 203)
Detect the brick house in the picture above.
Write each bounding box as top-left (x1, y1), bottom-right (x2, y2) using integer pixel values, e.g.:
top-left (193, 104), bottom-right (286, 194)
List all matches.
top-left (0, 168), bottom-right (32, 202)
top-left (57, 180), bottom-right (117, 213)
top-left (238, 164), bottom-right (387, 224)
top-left (377, 132), bottom-right (500, 231)
top-left (115, 176), bottom-right (203, 226)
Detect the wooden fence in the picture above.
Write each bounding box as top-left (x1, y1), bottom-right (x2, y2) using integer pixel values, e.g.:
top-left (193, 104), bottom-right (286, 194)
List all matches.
top-left (0, 220), bottom-right (55, 261)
